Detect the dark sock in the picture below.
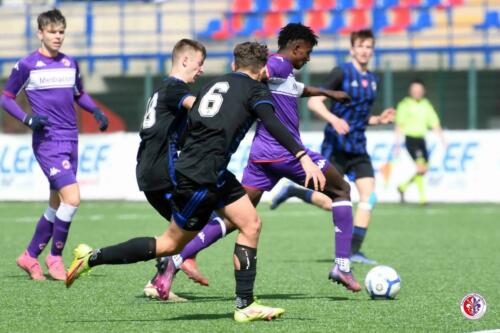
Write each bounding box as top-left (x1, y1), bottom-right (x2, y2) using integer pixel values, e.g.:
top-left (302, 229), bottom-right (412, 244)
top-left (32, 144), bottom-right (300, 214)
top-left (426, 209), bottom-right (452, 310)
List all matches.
top-left (288, 185), bottom-right (313, 203)
top-left (88, 237), bottom-right (156, 267)
top-left (351, 226), bottom-right (367, 255)
top-left (234, 244), bottom-right (257, 309)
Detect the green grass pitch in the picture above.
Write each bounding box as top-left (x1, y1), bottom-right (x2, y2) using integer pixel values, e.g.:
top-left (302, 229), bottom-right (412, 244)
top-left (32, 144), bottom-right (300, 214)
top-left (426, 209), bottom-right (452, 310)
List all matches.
top-left (0, 202), bottom-right (498, 333)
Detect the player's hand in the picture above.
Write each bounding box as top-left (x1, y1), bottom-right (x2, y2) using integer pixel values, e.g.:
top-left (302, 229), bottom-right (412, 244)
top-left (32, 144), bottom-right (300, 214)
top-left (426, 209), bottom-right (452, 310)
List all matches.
top-left (379, 108), bottom-right (396, 124)
top-left (23, 115), bottom-right (49, 131)
top-left (299, 154), bottom-right (326, 191)
top-left (93, 109), bottom-right (109, 131)
top-left (331, 117), bottom-right (350, 135)
top-left (324, 90), bottom-right (351, 104)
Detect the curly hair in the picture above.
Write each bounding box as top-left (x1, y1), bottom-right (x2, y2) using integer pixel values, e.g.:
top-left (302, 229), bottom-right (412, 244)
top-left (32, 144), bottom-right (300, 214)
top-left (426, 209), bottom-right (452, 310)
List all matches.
top-left (278, 23), bottom-right (318, 51)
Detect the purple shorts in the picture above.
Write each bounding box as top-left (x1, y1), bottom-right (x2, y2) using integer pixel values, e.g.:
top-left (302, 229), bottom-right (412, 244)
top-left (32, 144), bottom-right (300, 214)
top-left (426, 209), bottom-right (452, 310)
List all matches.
top-left (33, 140), bottom-right (78, 190)
top-left (242, 150), bottom-right (329, 191)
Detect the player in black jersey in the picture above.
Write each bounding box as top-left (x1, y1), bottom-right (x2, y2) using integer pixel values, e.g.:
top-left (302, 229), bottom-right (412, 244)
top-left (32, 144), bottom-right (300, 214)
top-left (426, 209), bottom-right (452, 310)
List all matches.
top-left (65, 41), bottom-right (324, 322)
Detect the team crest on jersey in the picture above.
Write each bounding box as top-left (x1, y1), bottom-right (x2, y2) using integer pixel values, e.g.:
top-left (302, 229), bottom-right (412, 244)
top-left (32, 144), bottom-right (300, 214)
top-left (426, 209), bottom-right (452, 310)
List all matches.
top-left (61, 58), bottom-right (71, 67)
top-left (351, 80), bottom-right (359, 87)
top-left (62, 160), bottom-right (71, 170)
top-left (361, 79), bottom-right (368, 88)
top-left (371, 81), bottom-right (377, 91)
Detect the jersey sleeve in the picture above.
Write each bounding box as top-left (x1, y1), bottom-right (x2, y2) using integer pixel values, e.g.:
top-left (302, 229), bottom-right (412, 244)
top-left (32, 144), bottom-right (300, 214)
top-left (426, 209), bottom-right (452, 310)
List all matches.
top-left (249, 82), bottom-right (274, 113)
top-left (425, 100), bottom-right (440, 128)
top-left (266, 55), bottom-right (292, 84)
top-left (321, 67), bottom-right (344, 91)
top-left (3, 60), bottom-right (30, 97)
top-left (164, 81), bottom-right (193, 111)
top-left (74, 60), bottom-right (84, 95)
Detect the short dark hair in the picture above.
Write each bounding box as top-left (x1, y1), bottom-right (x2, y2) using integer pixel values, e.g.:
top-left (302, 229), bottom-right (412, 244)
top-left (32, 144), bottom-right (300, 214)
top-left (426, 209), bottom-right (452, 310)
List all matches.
top-left (350, 29), bottom-right (375, 47)
top-left (278, 23), bottom-right (318, 51)
top-left (409, 78), bottom-right (425, 87)
top-left (233, 41), bottom-right (268, 73)
top-left (37, 9), bottom-right (66, 30)
top-left (172, 39), bottom-right (207, 65)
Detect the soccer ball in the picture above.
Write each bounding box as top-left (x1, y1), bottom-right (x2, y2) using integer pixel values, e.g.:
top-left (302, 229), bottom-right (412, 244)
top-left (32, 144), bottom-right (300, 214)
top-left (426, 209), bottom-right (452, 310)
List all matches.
top-left (364, 265), bottom-right (401, 299)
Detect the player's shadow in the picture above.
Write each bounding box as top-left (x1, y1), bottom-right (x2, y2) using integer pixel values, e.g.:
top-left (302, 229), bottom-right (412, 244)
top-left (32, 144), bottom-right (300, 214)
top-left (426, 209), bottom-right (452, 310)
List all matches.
top-left (66, 313), bottom-right (232, 323)
top-left (144, 292), bottom-right (350, 302)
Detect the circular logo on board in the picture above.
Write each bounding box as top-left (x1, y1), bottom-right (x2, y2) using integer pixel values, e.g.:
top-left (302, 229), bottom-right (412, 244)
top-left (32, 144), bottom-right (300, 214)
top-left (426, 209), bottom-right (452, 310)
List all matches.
top-left (460, 293), bottom-right (487, 320)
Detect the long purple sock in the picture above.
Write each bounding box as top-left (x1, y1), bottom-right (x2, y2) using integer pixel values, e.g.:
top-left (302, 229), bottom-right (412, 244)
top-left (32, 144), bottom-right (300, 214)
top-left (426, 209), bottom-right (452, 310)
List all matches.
top-left (173, 215), bottom-right (228, 267)
top-left (51, 217), bottom-right (71, 256)
top-left (332, 201), bottom-right (353, 259)
top-left (27, 211), bottom-right (55, 258)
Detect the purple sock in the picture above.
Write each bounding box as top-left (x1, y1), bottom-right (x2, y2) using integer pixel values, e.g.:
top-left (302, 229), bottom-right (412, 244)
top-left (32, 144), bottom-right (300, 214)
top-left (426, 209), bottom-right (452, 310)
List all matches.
top-left (27, 214), bottom-right (54, 258)
top-left (332, 201), bottom-right (353, 259)
top-left (179, 216), bottom-right (227, 261)
top-left (51, 217), bottom-right (71, 256)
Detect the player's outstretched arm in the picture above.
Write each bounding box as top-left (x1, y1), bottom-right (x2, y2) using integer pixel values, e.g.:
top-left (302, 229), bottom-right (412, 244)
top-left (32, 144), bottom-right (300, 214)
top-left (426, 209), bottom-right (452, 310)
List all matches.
top-left (75, 92), bottom-right (109, 131)
top-left (302, 86), bottom-right (351, 104)
top-left (307, 95), bottom-right (350, 135)
top-left (254, 103), bottom-right (325, 191)
top-left (368, 108), bottom-right (396, 126)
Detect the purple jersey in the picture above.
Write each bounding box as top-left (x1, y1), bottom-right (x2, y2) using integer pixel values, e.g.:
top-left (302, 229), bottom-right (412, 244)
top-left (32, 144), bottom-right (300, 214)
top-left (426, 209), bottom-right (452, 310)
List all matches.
top-left (248, 54), bottom-right (305, 162)
top-left (3, 51), bottom-right (83, 142)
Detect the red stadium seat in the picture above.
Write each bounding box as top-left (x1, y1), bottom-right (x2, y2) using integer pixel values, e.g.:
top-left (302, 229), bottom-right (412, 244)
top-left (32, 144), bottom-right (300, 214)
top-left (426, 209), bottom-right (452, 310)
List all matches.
top-left (306, 11), bottom-right (327, 33)
top-left (313, 0), bottom-right (336, 10)
top-left (340, 9), bottom-right (369, 34)
top-left (231, 0), bottom-right (252, 13)
top-left (399, 0), bottom-right (421, 8)
top-left (212, 14), bottom-right (243, 40)
top-left (437, 0), bottom-right (464, 8)
top-left (254, 12), bottom-right (284, 37)
top-left (383, 7), bottom-right (411, 32)
top-left (272, 0), bottom-right (295, 11)
top-left (356, 0), bottom-right (374, 9)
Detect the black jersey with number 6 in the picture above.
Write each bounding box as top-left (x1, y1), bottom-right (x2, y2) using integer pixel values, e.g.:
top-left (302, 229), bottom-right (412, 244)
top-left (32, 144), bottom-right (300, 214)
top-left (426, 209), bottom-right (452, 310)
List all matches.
top-left (136, 77), bottom-right (193, 191)
top-left (175, 72), bottom-right (273, 186)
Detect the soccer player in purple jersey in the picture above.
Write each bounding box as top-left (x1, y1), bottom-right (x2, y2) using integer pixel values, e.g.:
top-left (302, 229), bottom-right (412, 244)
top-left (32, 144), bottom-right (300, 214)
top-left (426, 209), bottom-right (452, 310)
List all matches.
top-left (160, 23), bottom-right (363, 292)
top-left (0, 9), bottom-right (108, 281)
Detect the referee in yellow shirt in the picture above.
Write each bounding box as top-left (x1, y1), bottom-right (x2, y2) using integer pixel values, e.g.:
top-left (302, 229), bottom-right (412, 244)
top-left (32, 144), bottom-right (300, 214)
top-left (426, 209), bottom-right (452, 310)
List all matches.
top-left (394, 79), bottom-right (446, 205)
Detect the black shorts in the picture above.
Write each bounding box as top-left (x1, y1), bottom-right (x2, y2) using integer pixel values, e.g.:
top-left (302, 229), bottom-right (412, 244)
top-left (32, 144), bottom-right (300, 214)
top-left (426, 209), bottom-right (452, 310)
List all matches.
top-left (405, 136), bottom-right (428, 162)
top-left (330, 150), bottom-right (374, 181)
top-left (171, 171), bottom-right (246, 231)
top-left (144, 189), bottom-right (172, 221)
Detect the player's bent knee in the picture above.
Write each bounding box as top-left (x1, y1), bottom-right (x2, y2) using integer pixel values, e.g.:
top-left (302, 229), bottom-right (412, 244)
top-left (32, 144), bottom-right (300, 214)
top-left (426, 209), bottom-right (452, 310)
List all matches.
top-left (240, 215), bottom-right (261, 238)
top-left (358, 192), bottom-right (377, 211)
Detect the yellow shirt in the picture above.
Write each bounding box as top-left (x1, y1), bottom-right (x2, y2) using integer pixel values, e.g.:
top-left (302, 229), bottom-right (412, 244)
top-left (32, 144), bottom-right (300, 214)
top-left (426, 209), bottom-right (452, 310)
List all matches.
top-left (396, 97), bottom-right (440, 138)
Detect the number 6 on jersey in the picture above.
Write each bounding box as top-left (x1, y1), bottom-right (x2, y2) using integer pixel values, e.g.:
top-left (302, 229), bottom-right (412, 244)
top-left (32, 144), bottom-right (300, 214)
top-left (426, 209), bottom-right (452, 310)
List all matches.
top-left (198, 82), bottom-right (230, 117)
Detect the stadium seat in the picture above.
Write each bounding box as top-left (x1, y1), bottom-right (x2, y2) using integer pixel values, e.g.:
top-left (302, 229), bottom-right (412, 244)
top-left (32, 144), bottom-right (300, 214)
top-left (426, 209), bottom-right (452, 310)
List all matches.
top-left (423, 0), bottom-right (440, 8)
top-left (231, 0), bottom-right (252, 13)
top-left (372, 8), bottom-right (389, 32)
top-left (198, 19), bottom-right (222, 39)
top-left (474, 11), bottom-right (500, 29)
top-left (272, 0), bottom-right (295, 11)
top-left (338, 0), bottom-right (355, 10)
top-left (383, 7), bottom-right (411, 32)
top-left (254, 12), bottom-right (284, 37)
top-left (321, 11), bottom-right (346, 33)
top-left (313, 0), bottom-right (337, 10)
top-left (399, 0), bottom-right (422, 8)
top-left (210, 14), bottom-right (243, 40)
top-left (297, 0), bottom-right (314, 10)
top-left (356, 0), bottom-right (374, 9)
top-left (306, 10), bottom-right (327, 33)
top-left (374, 0), bottom-right (399, 8)
top-left (340, 9), bottom-right (369, 34)
top-left (236, 14), bottom-right (262, 36)
top-left (437, 0), bottom-right (463, 8)
top-left (407, 8), bottom-right (433, 31)
top-left (288, 11), bottom-right (304, 23)
top-left (255, 0), bottom-right (271, 12)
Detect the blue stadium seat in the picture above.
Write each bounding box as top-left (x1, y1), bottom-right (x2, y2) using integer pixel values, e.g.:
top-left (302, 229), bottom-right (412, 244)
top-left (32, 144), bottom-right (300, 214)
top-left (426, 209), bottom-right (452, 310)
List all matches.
top-left (236, 14), bottom-right (262, 36)
top-left (423, 0), bottom-right (440, 8)
top-left (375, 0), bottom-right (398, 8)
top-left (474, 11), bottom-right (500, 30)
top-left (337, 0), bottom-right (354, 10)
top-left (372, 8), bottom-right (389, 32)
top-left (255, 0), bottom-right (271, 12)
top-left (321, 11), bottom-right (346, 33)
top-left (198, 19), bottom-right (222, 39)
top-left (297, 0), bottom-right (314, 10)
top-left (288, 11), bottom-right (304, 23)
top-left (407, 8), bottom-right (432, 31)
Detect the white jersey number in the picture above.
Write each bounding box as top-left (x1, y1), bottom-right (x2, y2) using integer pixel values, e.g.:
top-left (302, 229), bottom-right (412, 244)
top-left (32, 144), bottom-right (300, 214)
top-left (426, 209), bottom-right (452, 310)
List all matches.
top-left (198, 82), bottom-right (230, 117)
top-left (142, 92), bottom-right (158, 129)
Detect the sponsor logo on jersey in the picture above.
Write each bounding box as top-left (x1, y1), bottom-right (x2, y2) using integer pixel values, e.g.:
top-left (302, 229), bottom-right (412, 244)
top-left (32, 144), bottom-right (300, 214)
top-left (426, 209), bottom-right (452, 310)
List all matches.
top-left (460, 293), bottom-right (487, 320)
top-left (268, 74), bottom-right (304, 97)
top-left (49, 167), bottom-right (61, 176)
top-left (351, 80), bottom-right (359, 87)
top-left (26, 68), bottom-right (76, 90)
top-left (35, 60), bottom-right (46, 68)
